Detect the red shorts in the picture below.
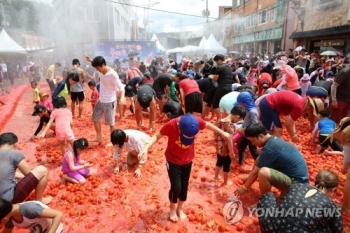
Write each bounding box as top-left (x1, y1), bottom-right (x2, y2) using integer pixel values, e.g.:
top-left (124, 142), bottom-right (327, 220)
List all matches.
top-left (11, 172), bottom-right (39, 204)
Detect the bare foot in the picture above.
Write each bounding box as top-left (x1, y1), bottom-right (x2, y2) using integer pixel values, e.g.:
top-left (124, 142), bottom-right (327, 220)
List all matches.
top-left (169, 209), bottom-right (178, 222)
top-left (90, 137), bottom-right (102, 142)
top-left (105, 141), bottom-right (113, 147)
top-left (222, 180), bottom-right (233, 186)
top-left (41, 196), bottom-right (53, 205)
top-left (176, 209), bottom-right (187, 220)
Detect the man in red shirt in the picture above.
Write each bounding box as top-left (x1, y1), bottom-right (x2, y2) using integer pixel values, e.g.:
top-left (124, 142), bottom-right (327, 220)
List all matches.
top-left (139, 114), bottom-right (232, 222)
top-left (258, 90), bottom-right (324, 142)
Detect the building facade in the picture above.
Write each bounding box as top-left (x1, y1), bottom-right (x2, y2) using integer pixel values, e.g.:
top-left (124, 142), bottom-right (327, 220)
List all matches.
top-left (52, 0), bottom-right (138, 59)
top-left (289, 0), bottom-right (350, 54)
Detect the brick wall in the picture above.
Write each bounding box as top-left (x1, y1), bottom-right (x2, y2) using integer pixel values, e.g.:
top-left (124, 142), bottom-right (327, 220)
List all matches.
top-left (300, 0), bottom-right (350, 31)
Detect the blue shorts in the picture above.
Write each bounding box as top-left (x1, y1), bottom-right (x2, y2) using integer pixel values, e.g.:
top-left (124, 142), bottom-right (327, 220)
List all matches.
top-left (259, 97), bottom-right (282, 130)
top-left (306, 86), bottom-right (328, 99)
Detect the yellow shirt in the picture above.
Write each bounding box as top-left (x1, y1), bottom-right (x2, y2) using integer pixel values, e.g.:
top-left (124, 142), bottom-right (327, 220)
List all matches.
top-left (46, 64), bottom-right (55, 81)
top-left (33, 87), bottom-right (40, 102)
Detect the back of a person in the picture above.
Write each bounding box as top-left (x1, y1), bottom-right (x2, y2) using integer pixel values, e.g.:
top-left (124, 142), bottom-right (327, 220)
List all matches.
top-left (99, 69), bottom-right (119, 102)
top-left (179, 78), bottom-right (200, 96)
top-left (51, 108), bottom-right (72, 135)
top-left (219, 91), bottom-right (239, 114)
top-left (313, 81), bottom-right (332, 95)
top-left (266, 91), bottom-right (305, 116)
top-left (0, 150), bottom-right (23, 201)
top-left (318, 118), bottom-right (336, 135)
top-left (153, 73), bottom-right (172, 89)
top-left (335, 67), bottom-right (350, 101)
top-left (284, 66), bottom-right (300, 91)
top-left (216, 64), bottom-right (232, 89)
top-left (123, 129), bottom-right (150, 152)
top-left (62, 149), bottom-right (77, 173)
top-left (69, 68), bottom-right (84, 92)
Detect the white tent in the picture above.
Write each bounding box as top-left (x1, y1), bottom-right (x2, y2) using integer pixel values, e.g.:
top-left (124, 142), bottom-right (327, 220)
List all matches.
top-left (202, 34), bottom-right (227, 55)
top-left (151, 34), bottom-right (166, 52)
top-left (198, 36), bottom-right (207, 49)
top-left (0, 29), bottom-right (27, 54)
top-left (167, 47), bottom-right (182, 53)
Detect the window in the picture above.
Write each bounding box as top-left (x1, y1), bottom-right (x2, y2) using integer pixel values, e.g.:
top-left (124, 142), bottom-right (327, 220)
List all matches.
top-left (270, 6), bottom-right (276, 21)
top-left (114, 9), bottom-right (120, 25)
top-left (245, 14), bottom-right (256, 28)
top-left (259, 9), bottom-right (267, 24)
top-left (85, 6), bottom-right (100, 22)
top-left (236, 0), bottom-right (241, 6)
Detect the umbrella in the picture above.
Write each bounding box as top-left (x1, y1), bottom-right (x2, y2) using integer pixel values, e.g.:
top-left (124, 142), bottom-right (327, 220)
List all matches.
top-left (295, 46), bottom-right (303, 52)
top-left (228, 51), bottom-right (240, 55)
top-left (320, 51), bottom-right (337, 56)
top-left (128, 50), bottom-right (140, 57)
top-left (334, 51), bottom-right (343, 56)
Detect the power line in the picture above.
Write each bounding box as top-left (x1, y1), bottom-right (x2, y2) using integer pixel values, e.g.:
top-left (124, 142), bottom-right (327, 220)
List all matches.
top-left (104, 0), bottom-right (217, 19)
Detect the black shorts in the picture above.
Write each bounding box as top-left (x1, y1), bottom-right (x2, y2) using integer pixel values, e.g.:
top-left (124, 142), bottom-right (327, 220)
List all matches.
top-left (203, 86), bottom-right (217, 106)
top-left (212, 88), bottom-right (231, 109)
top-left (71, 91), bottom-right (85, 102)
top-left (185, 92), bottom-right (203, 113)
top-left (216, 154), bottom-right (232, 173)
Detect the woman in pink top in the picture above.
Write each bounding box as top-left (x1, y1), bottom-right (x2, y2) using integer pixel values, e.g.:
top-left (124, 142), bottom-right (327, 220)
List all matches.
top-left (39, 96), bottom-right (75, 155)
top-left (275, 59), bottom-right (302, 95)
top-left (174, 73), bottom-right (203, 114)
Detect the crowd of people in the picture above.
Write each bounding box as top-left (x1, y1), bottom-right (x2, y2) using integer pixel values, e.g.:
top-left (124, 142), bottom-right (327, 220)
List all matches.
top-left (0, 48), bottom-right (350, 232)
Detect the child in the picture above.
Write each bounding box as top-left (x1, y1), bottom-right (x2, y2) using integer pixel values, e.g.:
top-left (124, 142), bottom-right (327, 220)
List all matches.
top-left (31, 81), bottom-right (40, 104)
top-left (39, 92), bottom-right (53, 110)
top-left (312, 109), bottom-right (342, 154)
top-left (39, 96), bottom-right (74, 155)
top-left (232, 109), bottom-right (245, 156)
top-left (32, 105), bottom-right (55, 138)
top-left (0, 198), bottom-right (63, 233)
top-left (299, 74), bottom-right (311, 97)
top-left (214, 106), bottom-right (245, 185)
top-left (87, 80), bottom-right (99, 109)
top-left (62, 138), bottom-right (92, 184)
top-left (246, 68), bottom-right (257, 86)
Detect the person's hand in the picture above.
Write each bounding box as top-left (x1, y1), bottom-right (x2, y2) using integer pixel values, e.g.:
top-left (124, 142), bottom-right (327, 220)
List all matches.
top-left (38, 132), bottom-right (46, 139)
top-left (120, 97), bottom-right (126, 105)
top-left (323, 150), bottom-right (332, 156)
top-left (292, 135), bottom-right (299, 143)
top-left (84, 162), bottom-right (92, 168)
top-left (113, 166), bottom-right (120, 174)
top-left (234, 186), bottom-right (247, 197)
top-left (134, 168), bottom-right (142, 178)
top-left (229, 153), bottom-right (236, 161)
top-left (331, 100), bottom-right (338, 109)
top-left (84, 54), bottom-right (92, 62)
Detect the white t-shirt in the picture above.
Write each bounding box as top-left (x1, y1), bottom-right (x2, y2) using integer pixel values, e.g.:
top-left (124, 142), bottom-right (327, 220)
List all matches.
top-left (114, 129), bottom-right (150, 164)
top-left (5, 201), bottom-right (63, 233)
top-left (99, 68), bottom-right (124, 103)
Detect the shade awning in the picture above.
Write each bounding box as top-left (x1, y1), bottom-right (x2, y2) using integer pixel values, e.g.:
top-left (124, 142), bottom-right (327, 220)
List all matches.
top-left (289, 25), bottom-right (350, 39)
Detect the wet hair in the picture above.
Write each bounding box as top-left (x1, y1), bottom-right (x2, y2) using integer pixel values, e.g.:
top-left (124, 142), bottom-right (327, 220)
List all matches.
top-left (319, 109), bottom-right (330, 118)
top-left (55, 62), bottom-right (61, 67)
top-left (72, 138), bottom-right (89, 158)
top-left (53, 96), bottom-right (67, 109)
top-left (240, 78), bottom-right (247, 84)
top-left (230, 106), bottom-right (246, 118)
top-left (91, 56), bottom-right (106, 67)
top-left (110, 129), bottom-right (126, 148)
top-left (315, 170), bottom-right (339, 190)
top-left (294, 67), bottom-right (304, 75)
top-left (244, 123), bottom-right (268, 138)
top-left (67, 72), bottom-right (79, 82)
top-left (179, 74), bottom-right (188, 81)
top-left (237, 84), bottom-right (252, 92)
top-left (213, 54), bottom-right (225, 62)
top-left (72, 58), bottom-right (80, 66)
top-left (31, 81), bottom-right (37, 86)
top-left (0, 198), bottom-right (13, 220)
top-left (0, 132), bottom-right (18, 146)
top-left (88, 80), bottom-right (96, 87)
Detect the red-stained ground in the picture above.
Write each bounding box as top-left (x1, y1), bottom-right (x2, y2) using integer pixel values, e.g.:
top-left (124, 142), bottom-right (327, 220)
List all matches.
top-left (0, 83), bottom-right (349, 233)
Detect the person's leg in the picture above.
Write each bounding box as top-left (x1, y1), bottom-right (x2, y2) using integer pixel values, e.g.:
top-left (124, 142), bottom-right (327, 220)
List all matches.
top-left (135, 100), bottom-right (143, 129)
top-left (71, 93), bottom-right (77, 118)
top-left (58, 140), bottom-right (66, 155)
top-left (215, 154), bottom-right (224, 180)
top-left (261, 168), bottom-right (292, 196)
top-left (232, 133), bottom-right (243, 154)
top-left (238, 136), bottom-right (249, 165)
top-left (30, 165), bottom-right (51, 204)
top-left (248, 140), bottom-right (259, 160)
top-left (166, 161), bottom-right (182, 222)
top-left (126, 151), bottom-right (139, 166)
top-left (91, 101), bottom-right (104, 141)
top-left (177, 161), bottom-right (192, 220)
top-left (149, 99), bottom-right (156, 131)
top-left (343, 170), bottom-right (350, 212)
top-left (78, 96), bottom-right (84, 118)
top-left (222, 156), bottom-right (232, 185)
top-left (258, 167), bottom-right (273, 195)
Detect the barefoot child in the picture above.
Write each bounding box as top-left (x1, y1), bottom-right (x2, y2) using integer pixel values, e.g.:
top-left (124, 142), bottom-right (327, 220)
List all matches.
top-left (214, 106), bottom-right (245, 185)
top-left (39, 96), bottom-right (74, 155)
top-left (62, 138), bottom-right (92, 184)
top-left (138, 113), bottom-right (232, 222)
top-left (0, 198), bottom-right (63, 233)
top-left (111, 129), bottom-right (150, 177)
top-left (87, 80), bottom-right (99, 110)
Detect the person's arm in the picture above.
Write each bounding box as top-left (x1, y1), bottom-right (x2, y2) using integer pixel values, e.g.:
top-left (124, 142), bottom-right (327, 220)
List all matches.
top-left (39, 117), bottom-right (54, 138)
top-left (138, 132), bottom-right (163, 162)
top-left (179, 88), bottom-right (185, 106)
top-left (80, 69), bottom-right (86, 83)
top-left (205, 121), bottom-right (230, 140)
top-left (40, 208), bottom-right (63, 233)
top-left (209, 74), bottom-right (219, 81)
top-left (311, 122), bottom-right (319, 143)
top-left (113, 147), bottom-right (122, 173)
top-left (17, 159), bottom-right (32, 176)
top-left (324, 150), bottom-right (344, 156)
top-left (331, 82), bottom-right (339, 109)
top-left (66, 152), bottom-right (90, 171)
top-left (84, 54), bottom-right (93, 63)
top-left (235, 162), bottom-right (260, 196)
top-left (33, 117), bottom-right (45, 137)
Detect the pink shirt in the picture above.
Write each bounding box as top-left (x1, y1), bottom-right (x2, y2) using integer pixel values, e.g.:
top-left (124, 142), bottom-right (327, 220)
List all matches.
top-left (38, 100), bottom-right (53, 111)
top-left (281, 66), bottom-right (300, 91)
top-left (50, 108), bottom-right (74, 140)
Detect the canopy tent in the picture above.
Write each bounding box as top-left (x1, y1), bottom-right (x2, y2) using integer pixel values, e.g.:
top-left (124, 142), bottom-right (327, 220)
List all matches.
top-left (198, 36), bottom-right (207, 49)
top-left (201, 34), bottom-right (227, 55)
top-left (0, 29), bottom-right (27, 54)
top-left (166, 47), bottom-right (182, 53)
top-left (151, 34), bottom-right (166, 52)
